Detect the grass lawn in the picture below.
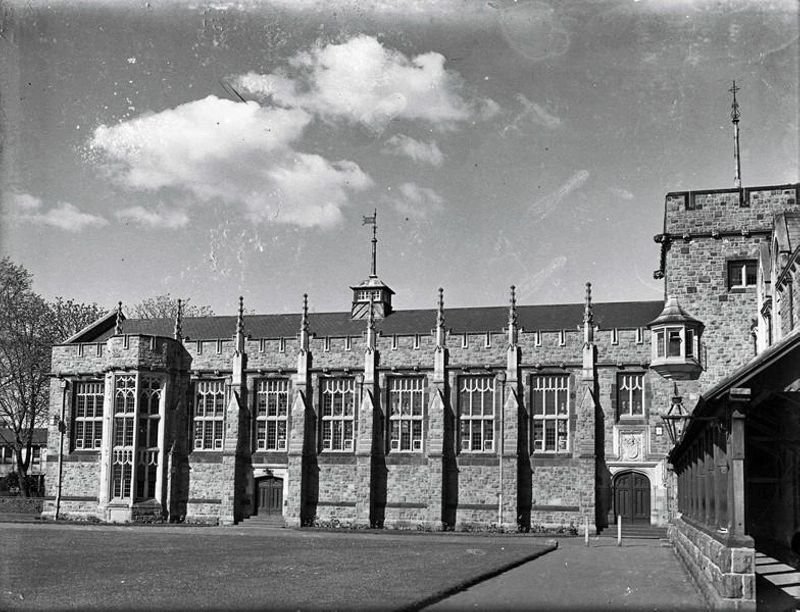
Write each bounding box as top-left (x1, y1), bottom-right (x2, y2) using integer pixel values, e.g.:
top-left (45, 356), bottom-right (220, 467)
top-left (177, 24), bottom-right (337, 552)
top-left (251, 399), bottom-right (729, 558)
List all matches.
top-left (0, 523), bottom-right (555, 611)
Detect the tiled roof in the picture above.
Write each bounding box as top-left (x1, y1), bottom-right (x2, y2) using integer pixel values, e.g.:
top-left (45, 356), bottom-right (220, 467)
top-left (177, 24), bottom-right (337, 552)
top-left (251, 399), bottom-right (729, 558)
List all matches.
top-left (81, 300), bottom-right (664, 342)
top-left (0, 428), bottom-right (48, 446)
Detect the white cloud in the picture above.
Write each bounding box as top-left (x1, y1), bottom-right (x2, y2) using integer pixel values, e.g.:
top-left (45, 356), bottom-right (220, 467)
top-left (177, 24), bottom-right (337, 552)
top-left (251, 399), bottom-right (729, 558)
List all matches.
top-left (90, 95), bottom-right (371, 228)
top-left (609, 187), bottom-right (635, 200)
top-left (502, 93), bottom-right (562, 137)
top-left (116, 206), bottom-right (189, 229)
top-left (237, 35), bottom-right (489, 132)
top-left (89, 36), bottom-right (494, 229)
top-left (383, 134), bottom-right (443, 166)
top-left (529, 170), bottom-right (590, 220)
top-left (267, 154), bottom-right (373, 227)
top-left (8, 192), bottom-right (41, 212)
top-left (385, 182), bottom-right (444, 220)
top-left (3, 192), bottom-right (107, 231)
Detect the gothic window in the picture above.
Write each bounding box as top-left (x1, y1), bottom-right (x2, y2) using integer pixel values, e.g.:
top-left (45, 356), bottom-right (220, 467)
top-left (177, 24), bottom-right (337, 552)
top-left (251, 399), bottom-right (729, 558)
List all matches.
top-left (255, 379), bottom-right (289, 451)
top-left (110, 374), bottom-right (162, 500)
top-left (531, 375), bottom-right (570, 453)
top-left (320, 378), bottom-right (357, 451)
top-left (136, 377), bottom-right (161, 500)
top-left (617, 373), bottom-right (645, 419)
top-left (193, 380), bottom-right (226, 450)
top-left (458, 375), bottom-right (499, 453)
top-left (111, 375), bottom-right (136, 499)
top-left (73, 380), bottom-right (104, 450)
top-left (388, 376), bottom-right (425, 452)
top-left (728, 260), bottom-right (757, 290)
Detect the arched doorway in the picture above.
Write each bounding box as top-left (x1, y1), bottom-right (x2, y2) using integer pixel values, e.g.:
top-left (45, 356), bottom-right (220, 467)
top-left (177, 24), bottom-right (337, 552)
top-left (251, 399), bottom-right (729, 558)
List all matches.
top-left (256, 476), bottom-right (283, 517)
top-left (614, 471), bottom-right (651, 524)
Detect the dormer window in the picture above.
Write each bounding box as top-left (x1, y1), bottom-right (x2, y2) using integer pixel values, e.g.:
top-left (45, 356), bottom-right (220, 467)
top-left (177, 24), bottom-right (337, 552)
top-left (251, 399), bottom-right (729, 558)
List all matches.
top-left (350, 278), bottom-right (395, 320)
top-left (648, 296), bottom-right (704, 381)
top-left (356, 289), bottom-right (383, 302)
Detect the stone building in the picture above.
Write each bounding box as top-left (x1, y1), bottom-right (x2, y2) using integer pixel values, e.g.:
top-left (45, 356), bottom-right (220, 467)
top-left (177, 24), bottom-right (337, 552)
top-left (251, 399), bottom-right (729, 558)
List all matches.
top-left (40, 182), bottom-right (799, 552)
top-left (660, 182), bottom-right (800, 609)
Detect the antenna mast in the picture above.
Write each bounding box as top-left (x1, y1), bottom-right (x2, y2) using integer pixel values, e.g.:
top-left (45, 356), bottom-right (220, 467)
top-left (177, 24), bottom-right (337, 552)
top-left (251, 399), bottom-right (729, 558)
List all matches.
top-left (730, 80), bottom-right (742, 188)
top-left (362, 209), bottom-right (378, 278)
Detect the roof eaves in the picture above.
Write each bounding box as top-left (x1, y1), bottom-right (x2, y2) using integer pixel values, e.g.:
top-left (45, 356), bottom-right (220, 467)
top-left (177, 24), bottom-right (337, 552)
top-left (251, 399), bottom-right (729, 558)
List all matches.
top-left (64, 309), bottom-right (120, 344)
top-left (671, 328), bottom-right (800, 461)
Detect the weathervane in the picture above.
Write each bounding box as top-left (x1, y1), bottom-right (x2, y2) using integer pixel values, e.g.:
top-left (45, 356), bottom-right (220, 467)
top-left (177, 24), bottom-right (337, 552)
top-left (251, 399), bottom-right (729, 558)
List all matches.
top-left (730, 80), bottom-right (742, 188)
top-left (362, 209), bottom-right (378, 278)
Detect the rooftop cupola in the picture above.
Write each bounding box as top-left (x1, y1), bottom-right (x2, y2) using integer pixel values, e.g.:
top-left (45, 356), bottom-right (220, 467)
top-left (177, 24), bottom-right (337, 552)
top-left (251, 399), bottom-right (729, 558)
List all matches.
top-left (351, 209), bottom-right (394, 320)
top-left (648, 296), bottom-right (704, 380)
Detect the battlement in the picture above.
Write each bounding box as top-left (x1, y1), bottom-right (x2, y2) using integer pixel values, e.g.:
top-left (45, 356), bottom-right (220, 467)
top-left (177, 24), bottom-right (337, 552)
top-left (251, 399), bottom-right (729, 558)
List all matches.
top-left (663, 184), bottom-right (799, 236)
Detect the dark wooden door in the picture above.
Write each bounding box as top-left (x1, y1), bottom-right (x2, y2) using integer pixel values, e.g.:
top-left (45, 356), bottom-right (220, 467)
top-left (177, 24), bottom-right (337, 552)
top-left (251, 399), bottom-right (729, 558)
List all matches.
top-left (615, 471), bottom-right (650, 523)
top-left (257, 477), bottom-right (283, 516)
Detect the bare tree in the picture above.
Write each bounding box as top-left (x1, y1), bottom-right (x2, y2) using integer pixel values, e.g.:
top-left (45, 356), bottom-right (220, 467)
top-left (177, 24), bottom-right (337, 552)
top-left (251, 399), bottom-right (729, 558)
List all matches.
top-left (129, 293), bottom-right (215, 319)
top-left (0, 258), bottom-right (104, 496)
top-left (49, 296), bottom-right (106, 343)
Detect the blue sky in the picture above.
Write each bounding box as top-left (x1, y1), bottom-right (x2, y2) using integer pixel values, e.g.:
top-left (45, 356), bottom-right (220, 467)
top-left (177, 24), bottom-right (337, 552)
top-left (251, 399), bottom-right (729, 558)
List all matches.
top-left (1, 0), bottom-right (797, 317)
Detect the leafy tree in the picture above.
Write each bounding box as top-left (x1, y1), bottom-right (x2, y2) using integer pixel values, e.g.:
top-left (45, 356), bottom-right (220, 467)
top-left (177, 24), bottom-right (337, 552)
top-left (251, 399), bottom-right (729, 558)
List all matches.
top-left (129, 293), bottom-right (214, 319)
top-left (0, 258), bottom-right (103, 496)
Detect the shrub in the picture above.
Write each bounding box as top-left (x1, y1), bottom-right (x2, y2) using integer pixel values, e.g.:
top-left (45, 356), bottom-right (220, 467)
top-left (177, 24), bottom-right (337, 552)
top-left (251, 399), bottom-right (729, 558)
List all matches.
top-left (0, 495), bottom-right (43, 514)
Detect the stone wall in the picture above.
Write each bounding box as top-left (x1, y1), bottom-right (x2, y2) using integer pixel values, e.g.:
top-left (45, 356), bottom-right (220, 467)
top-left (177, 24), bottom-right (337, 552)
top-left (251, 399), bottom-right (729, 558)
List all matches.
top-left (671, 517), bottom-right (755, 610)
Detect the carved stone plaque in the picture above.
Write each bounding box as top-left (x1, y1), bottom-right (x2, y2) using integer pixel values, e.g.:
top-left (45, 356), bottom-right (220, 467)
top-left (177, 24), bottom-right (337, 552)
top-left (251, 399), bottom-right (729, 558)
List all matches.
top-left (619, 432), bottom-right (644, 461)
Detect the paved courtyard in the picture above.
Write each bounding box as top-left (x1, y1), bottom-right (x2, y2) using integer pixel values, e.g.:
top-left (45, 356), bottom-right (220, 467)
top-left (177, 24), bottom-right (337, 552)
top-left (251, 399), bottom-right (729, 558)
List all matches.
top-left (427, 536), bottom-right (706, 611)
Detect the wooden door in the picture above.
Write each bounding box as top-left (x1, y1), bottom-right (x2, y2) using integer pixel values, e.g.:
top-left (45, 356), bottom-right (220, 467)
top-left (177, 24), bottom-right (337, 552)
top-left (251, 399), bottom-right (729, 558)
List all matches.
top-left (257, 477), bottom-right (283, 516)
top-left (615, 471), bottom-right (651, 523)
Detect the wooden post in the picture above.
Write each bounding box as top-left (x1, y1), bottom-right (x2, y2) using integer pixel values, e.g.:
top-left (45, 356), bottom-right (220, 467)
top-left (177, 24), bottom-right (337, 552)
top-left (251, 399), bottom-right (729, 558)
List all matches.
top-left (584, 516), bottom-right (589, 546)
top-left (714, 426), bottom-right (728, 530)
top-left (617, 514), bottom-right (622, 546)
top-left (728, 409), bottom-right (746, 537)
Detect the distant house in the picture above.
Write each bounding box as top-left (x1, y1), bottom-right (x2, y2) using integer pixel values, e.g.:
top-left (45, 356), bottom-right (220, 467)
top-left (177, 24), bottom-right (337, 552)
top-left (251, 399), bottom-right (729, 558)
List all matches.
top-left (0, 427), bottom-right (47, 493)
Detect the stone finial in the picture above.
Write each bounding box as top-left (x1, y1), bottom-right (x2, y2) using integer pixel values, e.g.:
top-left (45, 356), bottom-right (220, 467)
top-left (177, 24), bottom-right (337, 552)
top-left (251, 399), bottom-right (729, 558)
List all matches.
top-left (299, 293), bottom-right (310, 351)
top-left (234, 296), bottom-right (245, 352)
top-left (507, 285), bottom-right (518, 347)
top-left (583, 282), bottom-right (594, 346)
top-left (435, 287), bottom-right (446, 349)
top-left (114, 301), bottom-right (123, 335)
top-left (236, 296), bottom-right (244, 335)
top-left (173, 299), bottom-right (183, 341)
top-left (583, 282), bottom-right (593, 325)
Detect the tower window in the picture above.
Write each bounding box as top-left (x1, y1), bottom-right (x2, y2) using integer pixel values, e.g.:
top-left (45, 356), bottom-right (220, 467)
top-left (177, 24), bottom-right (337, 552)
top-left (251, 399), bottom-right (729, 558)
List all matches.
top-left (727, 260), bottom-right (757, 290)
